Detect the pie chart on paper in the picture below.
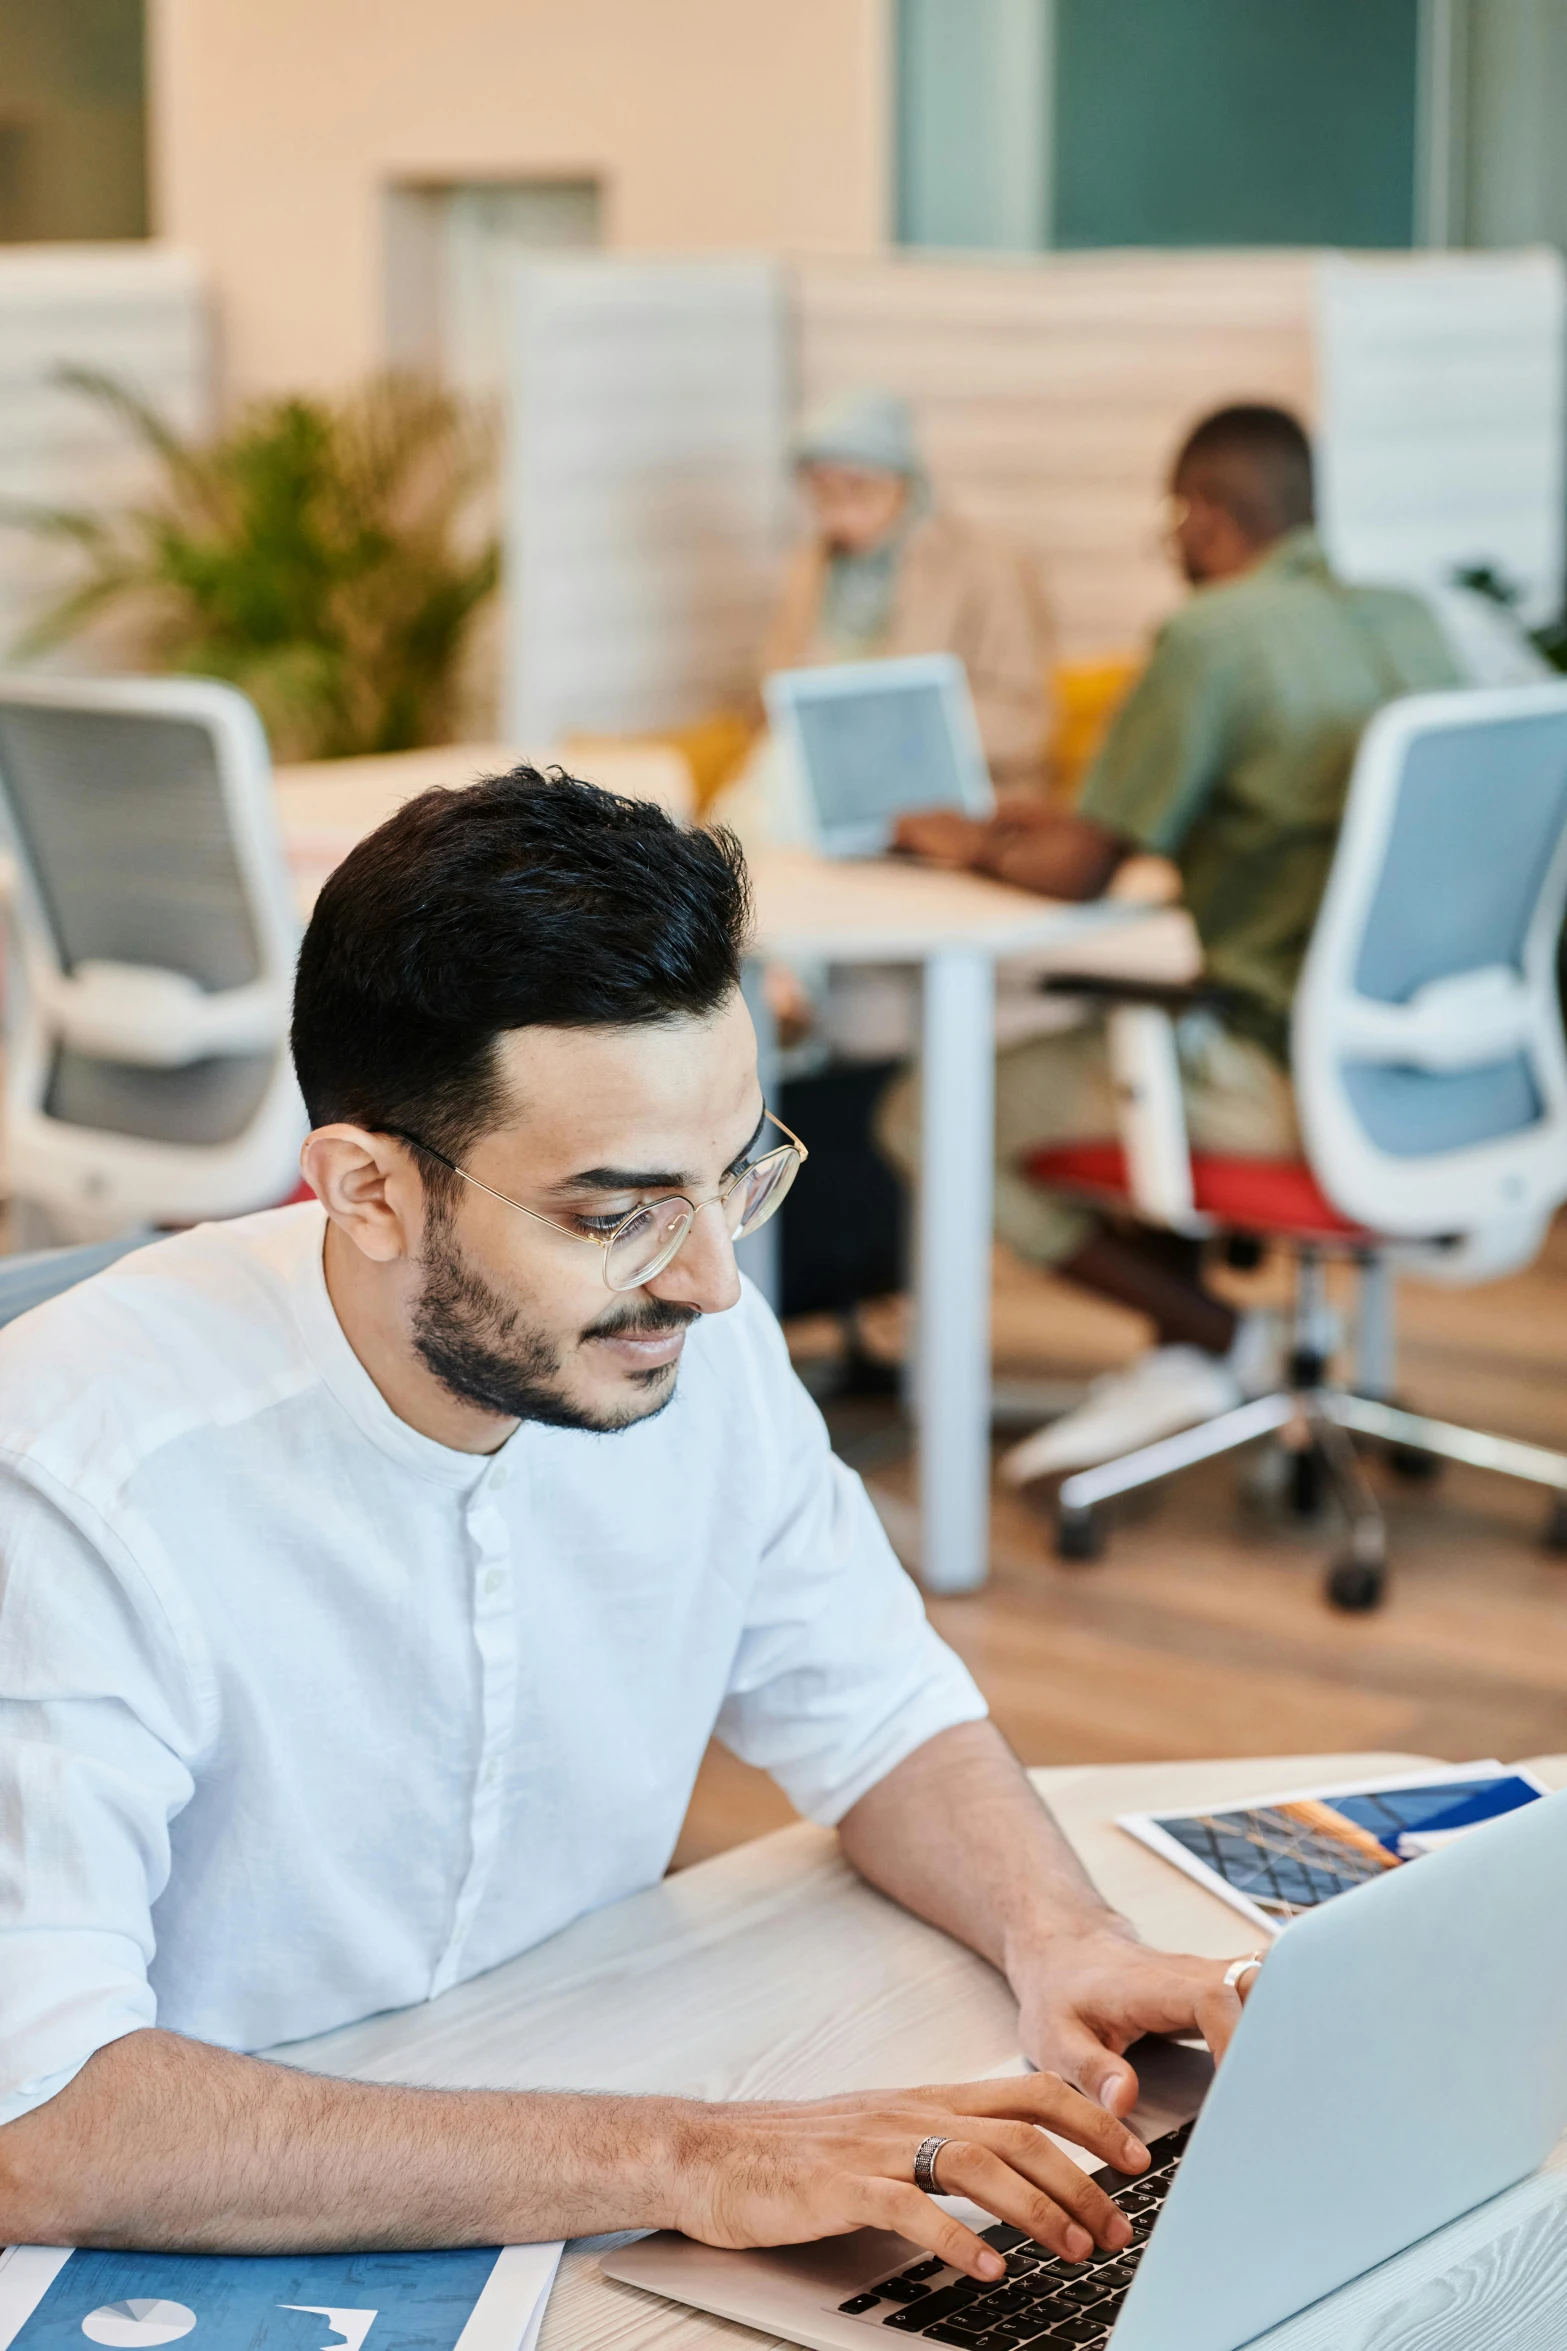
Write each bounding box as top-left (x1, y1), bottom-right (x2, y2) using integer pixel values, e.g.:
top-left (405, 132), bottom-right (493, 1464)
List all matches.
top-left (81, 2302), bottom-right (198, 2347)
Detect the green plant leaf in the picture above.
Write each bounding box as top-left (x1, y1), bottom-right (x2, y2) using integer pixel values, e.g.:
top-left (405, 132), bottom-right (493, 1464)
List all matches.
top-left (9, 370), bottom-right (501, 760)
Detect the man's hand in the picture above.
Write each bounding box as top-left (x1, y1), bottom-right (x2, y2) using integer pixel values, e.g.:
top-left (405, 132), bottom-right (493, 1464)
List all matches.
top-left (838, 1724), bottom-right (1264, 2126)
top-left (1010, 1922), bottom-right (1259, 2118)
top-left (668, 2071), bottom-right (1148, 2280)
top-left (891, 804), bottom-right (1127, 899)
top-left (891, 810), bottom-right (995, 867)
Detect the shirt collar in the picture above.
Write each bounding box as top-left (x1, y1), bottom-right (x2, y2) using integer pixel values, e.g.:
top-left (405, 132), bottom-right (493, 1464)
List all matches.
top-left (1252, 525), bottom-right (1332, 583)
top-left (284, 1203), bottom-right (509, 1491)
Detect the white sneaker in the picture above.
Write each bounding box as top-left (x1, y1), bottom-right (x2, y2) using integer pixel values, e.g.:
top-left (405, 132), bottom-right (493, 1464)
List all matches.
top-left (999, 1343), bottom-right (1244, 1485)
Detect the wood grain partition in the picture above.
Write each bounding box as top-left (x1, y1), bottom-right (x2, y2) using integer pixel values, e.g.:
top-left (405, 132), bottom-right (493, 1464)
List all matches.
top-left (791, 251), bottom-right (1319, 661)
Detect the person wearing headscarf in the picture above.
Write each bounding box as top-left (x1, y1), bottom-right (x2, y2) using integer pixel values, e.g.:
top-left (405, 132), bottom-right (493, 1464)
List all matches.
top-left (762, 389), bottom-right (1053, 790)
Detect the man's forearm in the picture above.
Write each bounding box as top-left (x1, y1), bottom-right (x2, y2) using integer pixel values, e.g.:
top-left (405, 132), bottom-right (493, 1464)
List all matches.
top-left (837, 1721), bottom-right (1131, 1984)
top-left (0, 2028), bottom-right (687, 2251)
top-left (0, 2021), bottom-right (1154, 2279)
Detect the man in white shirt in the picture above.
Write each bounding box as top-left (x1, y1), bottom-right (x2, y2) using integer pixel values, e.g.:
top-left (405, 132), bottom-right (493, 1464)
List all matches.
top-left (0, 773), bottom-right (1248, 2275)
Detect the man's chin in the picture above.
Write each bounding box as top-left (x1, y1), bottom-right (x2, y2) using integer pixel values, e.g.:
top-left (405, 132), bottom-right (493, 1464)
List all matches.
top-left (566, 1355), bottom-right (683, 1433)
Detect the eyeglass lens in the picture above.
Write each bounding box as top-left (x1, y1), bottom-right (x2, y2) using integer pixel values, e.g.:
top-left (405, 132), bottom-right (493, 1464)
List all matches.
top-left (602, 1148), bottom-right (802, 1291)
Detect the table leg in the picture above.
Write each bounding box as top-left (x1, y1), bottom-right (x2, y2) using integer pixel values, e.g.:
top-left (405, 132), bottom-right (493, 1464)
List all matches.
top-left (917, 949), bottom-right (994, 1594)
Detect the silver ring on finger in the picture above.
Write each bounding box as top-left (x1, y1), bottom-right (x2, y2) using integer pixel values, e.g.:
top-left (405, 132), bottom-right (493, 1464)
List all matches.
top-left (1223, 1953), bottom-right (1264, 1991)
top-left (913, 2135), bottom-right (950, 2195)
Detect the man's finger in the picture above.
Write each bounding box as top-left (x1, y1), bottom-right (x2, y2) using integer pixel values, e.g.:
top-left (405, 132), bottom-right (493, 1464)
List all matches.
top-left (1195, 1981), bottom-right (1245, 2061)
top-left (860, 2179), bottom-right (1005, 2284)
top-left (918, 2071), bottom-right (1147, 2173)
top-left (1023, 2015), bottom-right (1144, 2129)
top-left (920, 2140), bottom-right (1098, 2264)
top-left (952, 2119), bottom-right (1135, 2251)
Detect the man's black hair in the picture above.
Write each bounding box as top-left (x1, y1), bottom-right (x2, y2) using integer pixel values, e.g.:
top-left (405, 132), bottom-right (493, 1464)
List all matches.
top-left (1172, 404), bottom-right (1315, 545)
top-left (291, 768), bottom-right (752, 1192)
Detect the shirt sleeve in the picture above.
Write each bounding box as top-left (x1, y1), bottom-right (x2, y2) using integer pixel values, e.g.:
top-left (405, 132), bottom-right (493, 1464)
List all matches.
top-left (0, 1460), bottom-right (203, 2124)
top-left (1078, 617), bottom-right (1239, 856)
top-left (712, 1294), bottom-right (988, 1826)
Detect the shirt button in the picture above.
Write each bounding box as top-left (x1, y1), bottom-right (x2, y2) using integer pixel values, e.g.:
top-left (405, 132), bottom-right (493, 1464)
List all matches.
top-left (483, 1568), bottom-right (506, 1597)
top-left (482, 1759), bottom-right (499, 1786)
top-left (489, 1464), bottom-right (509, 1491)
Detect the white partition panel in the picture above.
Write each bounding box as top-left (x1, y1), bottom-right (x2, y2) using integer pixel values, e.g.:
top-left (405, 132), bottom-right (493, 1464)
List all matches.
top-left (791, 251), bottom-right (1319, 660)
top-left (1316, 249), bottom-right (1567, 625)
top-left (504, 257), bottom-right (788, 741)
top-left (0, 245), bottom-right (210, 666)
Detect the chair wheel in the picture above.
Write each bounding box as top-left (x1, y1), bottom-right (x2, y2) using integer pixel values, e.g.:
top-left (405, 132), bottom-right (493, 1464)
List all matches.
top-left (1326, 1555), bottom-right (1385, 1612)
top-left (1055, 1504), bottom-right (1105, 1563)
top-left (1543, 1494), bottom-right (1567, 1555)
top-left (1386, 1441), bottom-right (1441, 1482)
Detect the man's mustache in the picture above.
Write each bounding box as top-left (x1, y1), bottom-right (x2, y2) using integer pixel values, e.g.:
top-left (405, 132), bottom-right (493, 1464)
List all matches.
top-left (583, 1301), bottom-right (702, 1343)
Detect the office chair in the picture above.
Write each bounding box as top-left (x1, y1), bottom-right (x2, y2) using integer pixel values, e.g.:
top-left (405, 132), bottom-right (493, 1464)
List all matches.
top-left (0, 1233), bottom-right (150, 1327)
top-left (1024, 681), bottom-right (1567, 1611)
top-left (0, 674), bottom-right (306, 1243)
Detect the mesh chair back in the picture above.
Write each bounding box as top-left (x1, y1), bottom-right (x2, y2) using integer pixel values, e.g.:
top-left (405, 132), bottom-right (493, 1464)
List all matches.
top-left (0, 674), bottom-right (306, 1231)
top-left (0, 705), bottom-right (261, 988)
top-left (1295, 683), bottom-right (1567, 1235)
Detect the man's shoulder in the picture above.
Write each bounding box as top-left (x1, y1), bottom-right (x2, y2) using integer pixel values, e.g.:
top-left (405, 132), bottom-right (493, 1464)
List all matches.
top-left (1339, 578), bottom-right (1459, 664)
top-left (0, 1203), bottom-right (323, 1488)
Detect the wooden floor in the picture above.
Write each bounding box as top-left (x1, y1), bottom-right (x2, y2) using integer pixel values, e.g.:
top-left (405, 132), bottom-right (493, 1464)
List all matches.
top-left (672, 1219), bottom-right (1567, 1865)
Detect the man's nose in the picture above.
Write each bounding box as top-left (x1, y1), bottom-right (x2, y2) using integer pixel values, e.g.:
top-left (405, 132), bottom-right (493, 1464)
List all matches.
top-left (647, 1199), bottom-right (743, 1316)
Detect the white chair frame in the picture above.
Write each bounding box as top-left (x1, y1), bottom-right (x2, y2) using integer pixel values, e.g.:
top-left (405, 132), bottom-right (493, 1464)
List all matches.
top-left (0, 673), bottom-right (307, 1240)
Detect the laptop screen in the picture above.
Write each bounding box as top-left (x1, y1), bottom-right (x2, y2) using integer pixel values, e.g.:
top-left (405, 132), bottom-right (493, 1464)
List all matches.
top-left (790, 679), bottom-right (968, 835)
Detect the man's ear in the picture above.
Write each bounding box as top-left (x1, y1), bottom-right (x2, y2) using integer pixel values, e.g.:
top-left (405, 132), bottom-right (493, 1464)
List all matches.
top-left (300, 1125), bottom-right (425, 1265)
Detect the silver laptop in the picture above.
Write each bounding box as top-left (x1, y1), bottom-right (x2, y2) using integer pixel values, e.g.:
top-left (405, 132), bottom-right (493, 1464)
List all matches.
top-left (604, 1785), bottom-right (1567, 2351)
top-left (763, 653), bottom-right (994, 858)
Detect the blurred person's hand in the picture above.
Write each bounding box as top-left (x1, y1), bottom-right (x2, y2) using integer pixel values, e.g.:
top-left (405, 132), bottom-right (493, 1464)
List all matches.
top-left (892, 810), bottom-right (995, 867)
top-left (801, 462), bottom-right (909, 555)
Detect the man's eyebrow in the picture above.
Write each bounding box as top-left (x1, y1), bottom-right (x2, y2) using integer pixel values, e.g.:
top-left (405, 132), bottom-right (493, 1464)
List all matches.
top-left (556, 1164), bottom-right (688, 1195)
top-left (551, 1106), bottom-right (769, 1198)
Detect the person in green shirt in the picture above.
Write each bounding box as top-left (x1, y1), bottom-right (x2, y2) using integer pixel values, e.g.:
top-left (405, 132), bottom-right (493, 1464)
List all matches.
top-left (884, 404), bottom-right (1460, 1481)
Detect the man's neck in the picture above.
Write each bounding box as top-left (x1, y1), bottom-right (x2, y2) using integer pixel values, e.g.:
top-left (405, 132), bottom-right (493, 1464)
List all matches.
top-left (321, 1216), bottom-right (516, 1456)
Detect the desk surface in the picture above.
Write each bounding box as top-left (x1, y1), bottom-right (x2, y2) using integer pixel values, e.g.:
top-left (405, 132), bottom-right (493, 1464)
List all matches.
top-left (272, 1750), bottom-right (1567, 2351)
top-left (274, 742), bottom-right (1195, 973)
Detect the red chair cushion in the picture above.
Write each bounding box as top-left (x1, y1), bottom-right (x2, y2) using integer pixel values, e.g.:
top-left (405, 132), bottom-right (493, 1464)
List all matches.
top-left (1024, 1140), bottom-right (1368, 1238)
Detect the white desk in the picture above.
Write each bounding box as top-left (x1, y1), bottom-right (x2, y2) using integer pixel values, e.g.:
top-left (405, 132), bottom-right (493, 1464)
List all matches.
top-left (275, 747), bottom-right (1186, 1596)
top-left (269, 1749), bottom-right (1567, 2351)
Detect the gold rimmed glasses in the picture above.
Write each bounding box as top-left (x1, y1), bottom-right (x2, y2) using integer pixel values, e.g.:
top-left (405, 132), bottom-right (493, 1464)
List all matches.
top-left (393, 1109), bottom-right (808, 1292)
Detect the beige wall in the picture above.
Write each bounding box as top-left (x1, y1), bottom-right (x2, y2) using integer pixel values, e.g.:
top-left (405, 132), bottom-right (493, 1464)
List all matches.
top-left (147, 0), bottom-right (889, 401)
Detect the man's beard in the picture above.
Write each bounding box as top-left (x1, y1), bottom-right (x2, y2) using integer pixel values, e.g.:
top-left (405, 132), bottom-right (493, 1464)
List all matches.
top-left (411, 1216), bottom-right (699, 1433)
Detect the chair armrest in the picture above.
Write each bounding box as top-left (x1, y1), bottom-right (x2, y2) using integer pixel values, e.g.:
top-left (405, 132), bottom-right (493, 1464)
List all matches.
top-left (1105, 1003), bottom-right (1200, 1228)
top-left (1039, 970), bottom-right (1241, 1019)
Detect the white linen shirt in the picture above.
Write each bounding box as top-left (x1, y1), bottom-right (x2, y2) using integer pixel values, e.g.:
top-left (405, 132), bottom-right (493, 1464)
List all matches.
top-left (0, 1204), bottom-right (984, 2124)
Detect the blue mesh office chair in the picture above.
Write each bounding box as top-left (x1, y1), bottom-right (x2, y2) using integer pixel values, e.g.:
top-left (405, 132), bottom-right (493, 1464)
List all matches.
top-left (1026, 682), bottom-right (1567, 1610)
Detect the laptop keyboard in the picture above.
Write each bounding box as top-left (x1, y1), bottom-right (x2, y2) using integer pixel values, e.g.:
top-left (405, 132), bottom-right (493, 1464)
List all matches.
top-left (834, 2121), bottom-right (1193, 2350)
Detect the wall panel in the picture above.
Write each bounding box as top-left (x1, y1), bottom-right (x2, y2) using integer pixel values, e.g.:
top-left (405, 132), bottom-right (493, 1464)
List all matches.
top-left (793, 251), bottom-right (1318, 657)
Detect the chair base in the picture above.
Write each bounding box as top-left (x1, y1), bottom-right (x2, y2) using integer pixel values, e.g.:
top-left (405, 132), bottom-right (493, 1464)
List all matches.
top-left (1054, 1388), bottom-right (1567, 1612)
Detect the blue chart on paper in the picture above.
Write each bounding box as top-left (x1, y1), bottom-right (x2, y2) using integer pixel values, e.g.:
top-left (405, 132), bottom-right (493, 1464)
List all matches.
top-left (11, 2248), bottom-right (502, 2351)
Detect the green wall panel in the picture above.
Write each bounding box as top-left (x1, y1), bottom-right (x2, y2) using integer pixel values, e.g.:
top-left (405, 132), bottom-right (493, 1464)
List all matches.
top-left (1053, 0), bottom-right (1418, 249)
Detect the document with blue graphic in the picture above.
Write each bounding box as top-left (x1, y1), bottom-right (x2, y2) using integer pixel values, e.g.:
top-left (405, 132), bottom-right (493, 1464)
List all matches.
top-left (1119, 1758), bottom-right (1552, 1935)
top-left (0, 2240), bottom-right (562, 2351)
